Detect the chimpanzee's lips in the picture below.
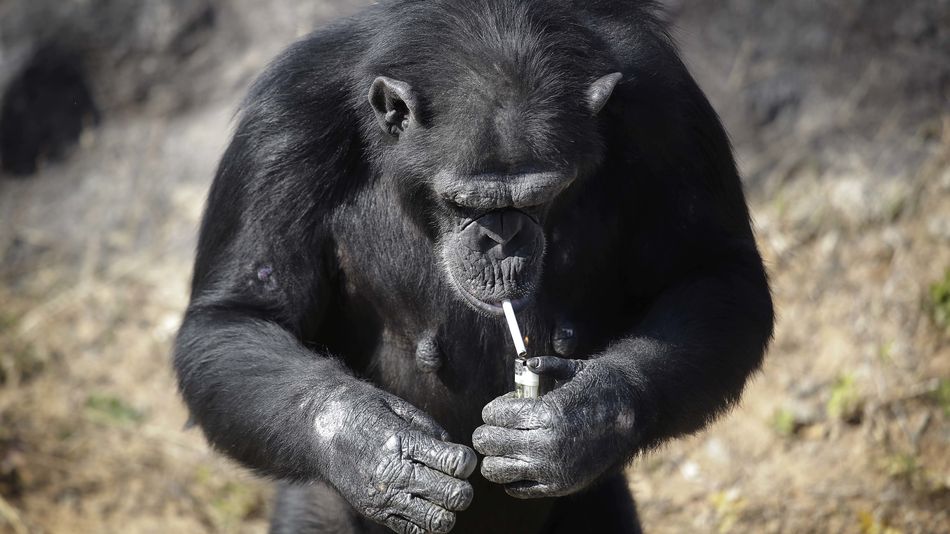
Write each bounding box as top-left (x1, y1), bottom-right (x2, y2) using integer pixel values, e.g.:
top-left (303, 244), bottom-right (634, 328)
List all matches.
top-left (441, 208), bottom-right (545, 316)
top-left (453, 283), bottom-right (532, 316)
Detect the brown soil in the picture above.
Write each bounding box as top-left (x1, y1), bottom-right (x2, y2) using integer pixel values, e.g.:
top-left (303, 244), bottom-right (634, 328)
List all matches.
top-left (1, 1), bottom-right (948, 533)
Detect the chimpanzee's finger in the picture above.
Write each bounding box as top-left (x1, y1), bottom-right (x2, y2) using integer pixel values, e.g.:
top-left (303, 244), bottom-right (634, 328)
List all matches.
top-left (480, 456), bottom-right (540, 485)
top-left (504, 480), bottom-right (558, 499)
top-left (401, 430), bottom-right (478, 479)
top-left (526, 356), bottom-right (582, 380)
top-left (471, 425), bottom-right (537, 457)
top-left (388, 397), bottom-right (452, 441)
top-left (481, 394), bottom-right (555, 429)
top-left (388, 493), bottom-right (456, 533)
top-left (405, 463), bottom-right (474, 511)
top-left (383, 513), bottom-right (426, 534)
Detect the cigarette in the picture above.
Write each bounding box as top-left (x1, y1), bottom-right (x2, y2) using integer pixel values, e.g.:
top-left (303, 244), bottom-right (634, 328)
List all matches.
top-left (502, 300), bottom-right (540, 398)
top-left (502, 300), bottom-right (527, 356)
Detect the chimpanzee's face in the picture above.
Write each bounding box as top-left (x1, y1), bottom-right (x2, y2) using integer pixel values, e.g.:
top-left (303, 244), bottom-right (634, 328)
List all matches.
top-left (433, 174), bottom-right (561, 315)
top-left (369, 70), bottom-right (620, 315)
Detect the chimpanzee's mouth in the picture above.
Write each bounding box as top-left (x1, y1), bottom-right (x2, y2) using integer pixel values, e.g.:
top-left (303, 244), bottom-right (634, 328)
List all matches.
top-left (442, 208), bottom-right (545, 316)
top-left (452, 282), bottom-right (533, 316)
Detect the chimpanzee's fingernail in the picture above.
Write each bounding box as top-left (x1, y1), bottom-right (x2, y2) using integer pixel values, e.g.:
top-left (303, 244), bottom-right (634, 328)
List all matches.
top-left (526, 357), bottom-right (541, 370)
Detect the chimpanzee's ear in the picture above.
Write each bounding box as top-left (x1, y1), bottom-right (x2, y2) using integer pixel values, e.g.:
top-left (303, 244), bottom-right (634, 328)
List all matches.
top-left (368, 76), bottom-right (418, 137)
top-left (586, 72), bottom-right (622, 115)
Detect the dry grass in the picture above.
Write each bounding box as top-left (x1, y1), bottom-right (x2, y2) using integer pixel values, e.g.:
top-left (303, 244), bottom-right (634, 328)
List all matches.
top-left (0, 106), bottom-right (272, 533)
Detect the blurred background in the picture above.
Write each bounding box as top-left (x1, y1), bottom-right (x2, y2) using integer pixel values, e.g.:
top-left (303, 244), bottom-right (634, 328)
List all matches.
top-left (0, 0), bottom-right (947, 532)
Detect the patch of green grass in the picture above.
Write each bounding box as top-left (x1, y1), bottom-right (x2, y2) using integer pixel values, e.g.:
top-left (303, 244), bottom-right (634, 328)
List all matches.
top-left (879, 451), bottom-right (949, 496)
top-left (858, 509), bottom-right (903, 534)
top-left (884, 453), bottom-right (919, 481)
top-left (193, 467), bottom-right (265, 530)
top-left (771, 408), bottom-right (799, 437)
top-left (85, 393), bottom-right (145, 426)
top-left (930, 269), bottom-right (950, 334)
top-left (0, 311), bottom-right (19, 332)
top-left (877, 341), bottom-right (895, 364)
top-left (827, 374), bottom-right (862, 423)
top-left (209, 482), bottom-right (263, 530)
top-left (710, 489), bottom-right (746, 533)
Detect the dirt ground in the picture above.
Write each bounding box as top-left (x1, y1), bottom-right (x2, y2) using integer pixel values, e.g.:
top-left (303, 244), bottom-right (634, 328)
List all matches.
top-left (1, 1), bottom-right (948, 533)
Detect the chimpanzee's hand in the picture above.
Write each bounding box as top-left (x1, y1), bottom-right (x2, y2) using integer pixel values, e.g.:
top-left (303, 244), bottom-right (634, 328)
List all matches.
top-left (315, 382), bottom-right (477, 533)
top-left (472, 356), bottom-right (638, 498)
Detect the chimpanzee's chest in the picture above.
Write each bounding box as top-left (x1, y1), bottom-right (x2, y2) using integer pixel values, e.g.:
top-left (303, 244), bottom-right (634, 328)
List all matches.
top-left (321, 185), bottom-right (629, 440)
top-left (323, 245), bottom-right (548, 438)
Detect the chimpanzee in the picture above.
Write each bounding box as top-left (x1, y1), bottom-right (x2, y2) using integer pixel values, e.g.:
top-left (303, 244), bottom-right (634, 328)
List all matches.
top-left (174, 1), bottom-right (774, 532)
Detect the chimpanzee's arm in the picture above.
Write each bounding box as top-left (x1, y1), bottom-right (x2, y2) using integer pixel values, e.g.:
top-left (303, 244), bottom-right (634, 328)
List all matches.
top-left (474, 242), bottom-right (772, 498)
top-left (174, 35), bottom-right (475, 534)
top-left (474, 40), bottom-right (774, 498)
top-left (603, 243), bottom-right (774, 448)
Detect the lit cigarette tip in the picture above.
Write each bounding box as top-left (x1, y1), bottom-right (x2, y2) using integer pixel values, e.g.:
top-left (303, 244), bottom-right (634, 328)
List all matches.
top-left (502, 300), bottom-right (527, 357)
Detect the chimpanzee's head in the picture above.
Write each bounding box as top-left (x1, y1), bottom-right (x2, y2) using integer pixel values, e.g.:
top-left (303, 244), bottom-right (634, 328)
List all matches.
top-left (366, 3), bottom-right (620, 315)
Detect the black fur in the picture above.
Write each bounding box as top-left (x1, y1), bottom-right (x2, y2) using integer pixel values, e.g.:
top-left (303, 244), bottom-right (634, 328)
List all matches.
top-left (174, 1), bottom-right (774, 532)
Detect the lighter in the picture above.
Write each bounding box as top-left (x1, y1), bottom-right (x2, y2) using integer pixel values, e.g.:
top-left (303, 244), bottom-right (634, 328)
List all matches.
top-left (502, 300), bottom-right (540, 398)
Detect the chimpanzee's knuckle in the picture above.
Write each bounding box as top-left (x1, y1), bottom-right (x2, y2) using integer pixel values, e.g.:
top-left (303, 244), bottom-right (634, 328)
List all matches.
top-left (424, 505), bottom-right (456, 533)
top-left (374, 455), bottom-right (410, 492)
top-left (382, 429), bottom-right (406, 454)
top-left (385, 515), bottom-right (421, 534)
top-left (479, 459), bottom-right (498, 481)
top-left (445, 446), bottom-right (469, 477)
top-left (362, 503), bottom-right (385, 522)
top-left (470, 430), bottom-right (486, 453)
top-left (544, 399), bottom-right (567, 422)
top-left (404, 519), bottom-right (427, 534)
top-left (481, 403), bottom-right (498, 424)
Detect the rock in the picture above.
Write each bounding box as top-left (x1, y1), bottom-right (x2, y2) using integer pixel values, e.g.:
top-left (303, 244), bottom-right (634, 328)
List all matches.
top-left (704, 438), bottom-right (731, 465)
top-left (829, 177), bottom-right (872, 227)
top-left (828, 176), bottom-right (912, 228)
top-left (679, 461), bottom-right (701, 481)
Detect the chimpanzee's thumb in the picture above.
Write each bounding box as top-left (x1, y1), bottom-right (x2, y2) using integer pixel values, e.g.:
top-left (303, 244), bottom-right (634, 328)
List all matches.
top-left (525, 356), bottom-right (581, 381)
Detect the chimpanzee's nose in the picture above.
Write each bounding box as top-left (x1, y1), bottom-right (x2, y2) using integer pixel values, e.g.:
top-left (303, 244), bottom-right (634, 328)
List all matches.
top-left (459, 210), bottom-right (535, 258)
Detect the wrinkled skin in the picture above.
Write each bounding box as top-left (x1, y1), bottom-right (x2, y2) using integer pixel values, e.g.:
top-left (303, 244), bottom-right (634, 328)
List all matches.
top-left (474, 357), bottom-right (637, 498)
top-left (444, 209), bottom-right (547, 314)
top-left (315, 383), bottom-right (477, 534)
